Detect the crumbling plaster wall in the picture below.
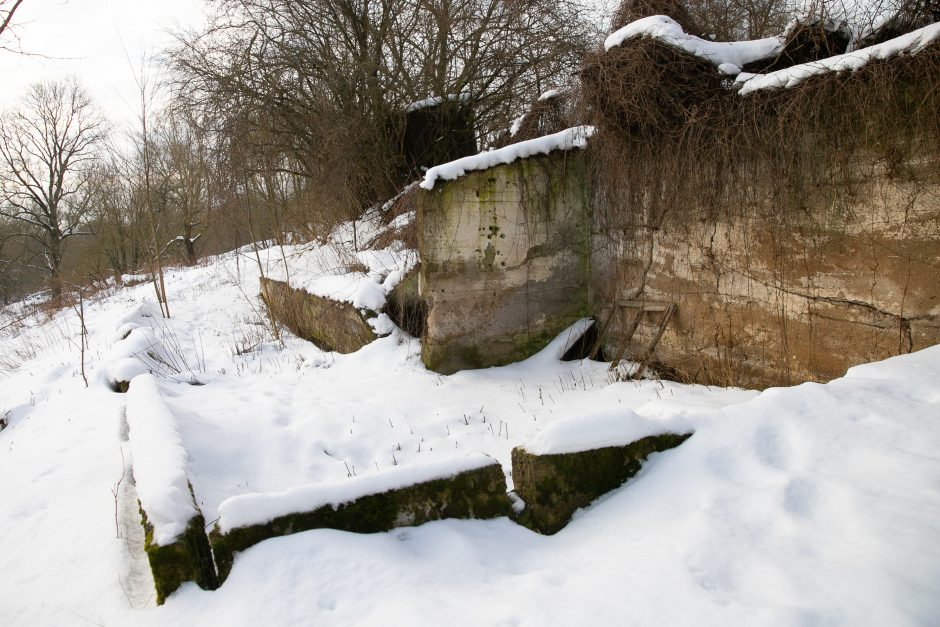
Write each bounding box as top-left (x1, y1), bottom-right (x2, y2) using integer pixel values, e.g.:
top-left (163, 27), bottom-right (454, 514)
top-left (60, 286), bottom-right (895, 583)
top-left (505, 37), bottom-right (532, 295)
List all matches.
top-left (417, 151), bottom-right (593, 373)
top-left (596, 167), bottom-right (940, 387)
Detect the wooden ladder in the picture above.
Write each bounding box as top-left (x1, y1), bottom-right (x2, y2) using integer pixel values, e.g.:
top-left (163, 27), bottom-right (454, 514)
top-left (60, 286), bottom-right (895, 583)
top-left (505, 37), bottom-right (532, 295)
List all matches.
top-left (608, 300), bottom-right (677, 379)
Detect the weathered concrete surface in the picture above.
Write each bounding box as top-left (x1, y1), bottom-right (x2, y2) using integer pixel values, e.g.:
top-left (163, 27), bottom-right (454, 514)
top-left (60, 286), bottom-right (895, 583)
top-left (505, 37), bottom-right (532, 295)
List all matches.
top-left (260, 277), bottom-right (375, 353)
top-left (210, 461), bottom-right (511, 583)
top-left (511, 433), bottom-right (692, 534)
top-left (417, 151), bottom-right (593, 373)
top-left (417, 144), bottom-right (938, 386)
top-left (596, 172), bottom-right (940, 387)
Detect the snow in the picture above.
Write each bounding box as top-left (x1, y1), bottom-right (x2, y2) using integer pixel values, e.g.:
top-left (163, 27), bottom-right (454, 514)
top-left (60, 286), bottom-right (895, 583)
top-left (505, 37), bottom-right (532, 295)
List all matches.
top-left (218, 453), bottom-right (498, 533)
top-left (263, 213), bottom-right (418, 312)
top-left (736, 22), bottom-right (940, 94)
top-left (126, 374), bottom-right (199, 546)
top-left (103, 325), bottom-right (156, 386)
top-left (604, 13), bottom-right (939, 92)
top-left (537, 88), bottom-right (562, 101)
top-left (404, 93), bottom-right (470, 113)
top-left (508, 112), bottom-right (527, 136)
top-left (420, 125), bottom-right (595, 190)
top-left (386, 210), bottom-right (415, 231)
top-left (523, 409), bottom-right (693, 455)
top-left (367, 312), bottom-right (396, 336)
top-left (1, 225), bottom-right (940, 625)
top-left (531, 317), bottom-right (595, 362)
top-left (604, 15), bottom-right (785, 68)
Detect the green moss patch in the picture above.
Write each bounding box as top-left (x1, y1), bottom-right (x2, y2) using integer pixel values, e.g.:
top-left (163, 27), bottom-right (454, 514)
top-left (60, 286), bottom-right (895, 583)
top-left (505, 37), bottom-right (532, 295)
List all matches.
top-left (511, 433), bottom-right (692, 534)
top-left (140, 500), bottom-right (219, 604)
top-left (210, 462), bottom-right (511, 583)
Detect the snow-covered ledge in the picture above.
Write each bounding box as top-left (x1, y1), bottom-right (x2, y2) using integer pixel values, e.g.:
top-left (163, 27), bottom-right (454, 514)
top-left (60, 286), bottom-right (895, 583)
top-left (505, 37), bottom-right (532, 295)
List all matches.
top-left (126, 374), bottom-right (218, 603)
top-left (420, 125), bottom-right (594, 190)
top-left (604, 15), bottom-right (785, 75)
top-left (512, 410), bottom-right (693, 534)
top-left (735, 22), bottom-right (940, 94)
top-left (210, 454), bottom-right (511, 582)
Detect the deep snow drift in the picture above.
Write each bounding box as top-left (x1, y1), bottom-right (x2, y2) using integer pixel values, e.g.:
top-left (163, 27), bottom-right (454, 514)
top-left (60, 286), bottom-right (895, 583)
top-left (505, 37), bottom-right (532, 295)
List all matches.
top-left (1, 224), bottom-right (938, 626)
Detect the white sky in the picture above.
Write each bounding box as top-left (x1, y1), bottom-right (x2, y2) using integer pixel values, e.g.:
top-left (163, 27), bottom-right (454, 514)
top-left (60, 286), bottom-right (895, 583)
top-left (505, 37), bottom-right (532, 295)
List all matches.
top-left (0, 0), bottom-right (209, 129)
top-left (0, 0), bottom-right (629, 132)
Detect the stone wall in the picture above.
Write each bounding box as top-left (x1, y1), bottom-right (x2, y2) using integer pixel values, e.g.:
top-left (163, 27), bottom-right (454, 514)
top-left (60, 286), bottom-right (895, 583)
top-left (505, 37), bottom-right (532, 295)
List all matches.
top-left (417, 150), bottom-right (593, 373)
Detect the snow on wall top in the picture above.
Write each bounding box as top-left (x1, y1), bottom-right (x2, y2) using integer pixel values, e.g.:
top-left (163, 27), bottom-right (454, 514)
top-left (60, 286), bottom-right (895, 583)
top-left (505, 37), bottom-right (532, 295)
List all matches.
top-left (523, 409), bottom-right (694, 455)
top-left (405, 93), bottom-right (470, 113)
top-left (735, 22), bottom-right (940, 94)
top-left (420, 125), bottom-right (595, 190)
top-left (604, 15), bottom-right (785, 74)
top-left (216, 453), bottom-right (499, 533)
top-left (126, 374), bottom-right (199, 546)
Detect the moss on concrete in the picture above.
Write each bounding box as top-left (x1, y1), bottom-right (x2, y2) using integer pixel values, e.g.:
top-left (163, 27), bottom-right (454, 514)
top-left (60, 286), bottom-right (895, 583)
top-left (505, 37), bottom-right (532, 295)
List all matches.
top-left (139, 500), bottom-right (218, 604)
top-left (210, 461), bottom-right (511, 583)
top-left (421, 317), bottom-right (586, 374)
top-left (511, 432), bottom-right (692, 534)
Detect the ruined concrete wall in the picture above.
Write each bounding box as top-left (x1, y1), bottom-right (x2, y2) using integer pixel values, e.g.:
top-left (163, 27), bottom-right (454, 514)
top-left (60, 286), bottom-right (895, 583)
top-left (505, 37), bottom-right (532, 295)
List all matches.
top-left (417, 151), bottom-right (593, 373)
top-left (596, 171), bottom-right (940, 387)
top-left (260, 277), bottom-right (375, 353)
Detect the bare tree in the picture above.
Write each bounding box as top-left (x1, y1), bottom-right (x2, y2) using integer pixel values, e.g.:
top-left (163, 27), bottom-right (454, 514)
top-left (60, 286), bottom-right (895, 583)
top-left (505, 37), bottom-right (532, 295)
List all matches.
top-left (153, 112), bottom-right (213, 265)
top-left (0, 78), bottom-right (107, 291)
top-left (169, 0), bottom-right (595, 227)
top-left (125, 62), bottom-right (172, 317)
top-left (84, 159), bottom-right (146, 280)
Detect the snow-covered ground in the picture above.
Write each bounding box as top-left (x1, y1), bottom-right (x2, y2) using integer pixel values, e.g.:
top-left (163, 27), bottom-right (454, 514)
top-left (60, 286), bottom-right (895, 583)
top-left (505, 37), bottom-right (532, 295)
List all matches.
top-left (1, 221), bottom-right (938, 625)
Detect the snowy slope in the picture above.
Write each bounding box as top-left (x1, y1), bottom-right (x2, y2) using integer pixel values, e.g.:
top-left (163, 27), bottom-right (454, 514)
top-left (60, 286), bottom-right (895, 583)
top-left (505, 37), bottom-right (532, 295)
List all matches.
top-left (1, 226), bottom-right (938, 625)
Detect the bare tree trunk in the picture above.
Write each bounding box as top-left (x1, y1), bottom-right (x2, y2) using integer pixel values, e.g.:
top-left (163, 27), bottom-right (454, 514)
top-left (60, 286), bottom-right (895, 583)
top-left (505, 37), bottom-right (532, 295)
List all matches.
top-left (245, 177), bottom-right (282, 344)
top-left (134, 65), bottom-right (171, 318)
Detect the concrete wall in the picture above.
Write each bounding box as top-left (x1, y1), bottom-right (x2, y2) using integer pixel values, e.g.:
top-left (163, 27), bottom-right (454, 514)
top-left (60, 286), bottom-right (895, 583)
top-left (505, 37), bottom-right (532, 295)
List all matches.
top-left (417, 151), bottom-right (593, 373)
top-left (595, 170), bottom-right (940, 387)
top-left (260, 278), bottom-right (375, 354)
top-left (418, 146), bottom-right (939, 387)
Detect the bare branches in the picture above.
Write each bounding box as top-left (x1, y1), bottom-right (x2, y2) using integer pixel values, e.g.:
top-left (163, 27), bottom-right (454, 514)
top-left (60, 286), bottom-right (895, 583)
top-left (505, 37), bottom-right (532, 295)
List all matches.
top-left (0, 0), bottom-right (24, 40)
top-left (168, 0), bottom-right (595, 233)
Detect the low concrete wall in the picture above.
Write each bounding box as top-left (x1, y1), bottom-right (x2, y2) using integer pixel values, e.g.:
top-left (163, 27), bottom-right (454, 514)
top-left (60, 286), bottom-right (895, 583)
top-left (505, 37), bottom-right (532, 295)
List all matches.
top-left (210, 461), bottom-right (511, 582)
top-left (511, 433), bottom-right (691, 534)
top-left (260, 277), bottom-right (375, 353)
top-left (417, 150), bottom-right (593, 374)
top-left (139, 486), bottom-right (218, 604)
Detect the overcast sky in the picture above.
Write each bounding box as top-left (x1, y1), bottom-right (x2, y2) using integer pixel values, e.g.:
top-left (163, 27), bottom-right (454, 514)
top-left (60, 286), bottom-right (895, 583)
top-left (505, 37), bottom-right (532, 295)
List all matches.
top-left (0, 0), bottom-right (628, 131)
top-left (0, 0), bottom-right (208, 128)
